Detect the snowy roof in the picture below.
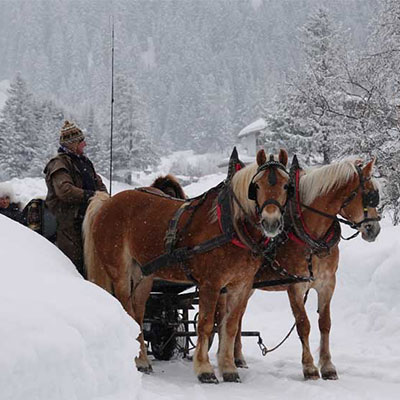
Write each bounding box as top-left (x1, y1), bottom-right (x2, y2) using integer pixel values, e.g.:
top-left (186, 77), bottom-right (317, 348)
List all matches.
top-left (238, 117), bottom-right (267, 138)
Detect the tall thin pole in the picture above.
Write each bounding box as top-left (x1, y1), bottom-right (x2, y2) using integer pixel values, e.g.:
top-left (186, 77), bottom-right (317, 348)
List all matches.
top-left (109, 16), bottom-right (115, 195)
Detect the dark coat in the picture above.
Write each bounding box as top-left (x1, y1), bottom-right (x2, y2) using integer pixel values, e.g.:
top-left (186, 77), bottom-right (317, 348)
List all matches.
top-left (0, 202), bottom-right (26, 225)
top-left (44, 148), bottom-right (107, 275)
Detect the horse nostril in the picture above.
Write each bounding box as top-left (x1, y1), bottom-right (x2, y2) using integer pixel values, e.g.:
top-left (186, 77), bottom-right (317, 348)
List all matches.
top-left (365, 223), bottom-right (373, 233)
top-left (262, 219), bottom-right (281, 233)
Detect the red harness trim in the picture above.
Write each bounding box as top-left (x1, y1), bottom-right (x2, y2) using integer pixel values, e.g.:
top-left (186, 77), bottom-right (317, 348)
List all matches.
top-left (287, 231), bottom-right (306, 246)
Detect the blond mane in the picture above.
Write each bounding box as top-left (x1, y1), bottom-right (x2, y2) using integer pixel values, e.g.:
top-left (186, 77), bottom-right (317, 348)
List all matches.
top-left (300, 159), bottom-right (377, 205)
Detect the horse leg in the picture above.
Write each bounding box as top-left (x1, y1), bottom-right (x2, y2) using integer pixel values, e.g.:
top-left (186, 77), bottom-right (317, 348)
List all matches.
top-left (218, 283), bottom-right (252, 382)
top-left (233, 317), bottom-right (248, 368)
top-left (131, 276), bottom-right (154, 374)
top-left (287, 285), bottom-right (320, 380)
top-left (216, 294), bottom-right (247, 369)
top-left (317, 275), bottom-right (338, 380)
top-left (215, 292), bottom-right (227, 357)
top-left (233, 289), bottom-right (254, 368)
top-left (194, 284), bottom-right (220, 384)
top-left (111, 256), bottom-right (153, 374)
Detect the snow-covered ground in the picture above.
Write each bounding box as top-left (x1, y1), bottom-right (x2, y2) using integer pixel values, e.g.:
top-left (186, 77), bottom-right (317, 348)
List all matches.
top-left (1, 171), bottom-right (399, 399)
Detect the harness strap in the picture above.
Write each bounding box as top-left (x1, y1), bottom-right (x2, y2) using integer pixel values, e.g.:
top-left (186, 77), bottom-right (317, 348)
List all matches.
top-left (253, 276), bottom-right (311, 288)
top-left (141, 234), bottom-right (232, 276)
top-left (165, 201), bottom-right (193, 253)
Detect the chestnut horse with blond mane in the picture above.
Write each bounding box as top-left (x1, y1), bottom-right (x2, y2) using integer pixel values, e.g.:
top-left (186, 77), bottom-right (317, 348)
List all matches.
top-left (227, 156), bottom-right (381, 380)
top-left (83, 149), bottom-right (289, 384)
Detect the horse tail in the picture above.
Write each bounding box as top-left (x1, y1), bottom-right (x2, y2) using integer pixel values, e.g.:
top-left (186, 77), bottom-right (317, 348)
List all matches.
top-left (83, 191), bottom-right (112, 292)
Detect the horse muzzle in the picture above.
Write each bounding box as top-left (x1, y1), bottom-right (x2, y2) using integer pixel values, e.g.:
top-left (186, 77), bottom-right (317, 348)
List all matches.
top-left (359, 220), bottom-right (381, 242)
top-left (261, 215), bottom-right (283, 238)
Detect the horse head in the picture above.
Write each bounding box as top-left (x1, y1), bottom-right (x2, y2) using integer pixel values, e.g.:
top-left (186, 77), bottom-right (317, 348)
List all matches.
top-left (232, 148), bottom-right (289, 238)
top-left (339, 158), bottom-right (381, 242)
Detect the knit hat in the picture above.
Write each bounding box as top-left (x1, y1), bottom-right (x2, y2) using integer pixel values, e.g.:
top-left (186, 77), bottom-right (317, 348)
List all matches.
top-left (59, 120), bottom-right (85, 145)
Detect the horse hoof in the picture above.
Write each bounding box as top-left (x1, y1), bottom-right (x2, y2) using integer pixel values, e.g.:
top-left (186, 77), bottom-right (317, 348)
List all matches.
top-left (235, 359), bottom-right (248, 369)
top-left (198, 372), bottom-right (219, 384)
top-left (137, 365), bottom-right (153, 374)
top-left (223, 372), bottom-right (241, 383)
top-left (322, 370), bottom-right (338, 380)
top-left (304, 369), bottom-right (320, 380)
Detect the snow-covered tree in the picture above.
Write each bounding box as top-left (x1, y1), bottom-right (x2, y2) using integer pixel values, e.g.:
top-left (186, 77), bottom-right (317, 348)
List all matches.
top-left (113, 74), bottom-right (159, 182)
top-left (292, 7), bottom-right (350, 164)
top-left (353, 0), bottom-right (400, 223)
top-left (84, 106), bottom-right (109, 176)
top-left (0, 74), bottom-right (37, 179)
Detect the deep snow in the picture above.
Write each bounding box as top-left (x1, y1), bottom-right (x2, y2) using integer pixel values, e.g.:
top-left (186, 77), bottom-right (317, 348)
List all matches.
top-left (1, 171), bottom-right (399, 400)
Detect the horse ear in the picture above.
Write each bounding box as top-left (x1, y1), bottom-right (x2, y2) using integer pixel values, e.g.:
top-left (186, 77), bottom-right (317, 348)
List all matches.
top-left (362, 157), bottom-right (376, 177)
top-left (256, 149), bottom-right (267, 166)
top-left (278, 148), bottom-right (288, 167)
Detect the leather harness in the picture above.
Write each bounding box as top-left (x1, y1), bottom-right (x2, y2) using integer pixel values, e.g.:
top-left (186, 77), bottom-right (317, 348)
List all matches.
top-left (139, 155), bottom-right (378, 289)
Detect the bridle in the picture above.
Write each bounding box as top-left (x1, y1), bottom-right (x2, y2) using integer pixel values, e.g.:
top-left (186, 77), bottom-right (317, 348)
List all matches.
top-left (339, 164), bottom-right (380, 228)
top-left (299, 163), bottom-right (381, 232)
top-left (247, 155), bottom-right (289, 218)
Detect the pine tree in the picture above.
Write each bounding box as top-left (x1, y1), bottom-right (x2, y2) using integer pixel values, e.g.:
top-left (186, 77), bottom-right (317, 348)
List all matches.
top-left (113, 74), bottom-right (159, 183)
top-left (295, 7), bottom-right (349, 164)
top-left (85, 106), bottom-right (109, 176)
top-left (0, 73), bottom-right (37, 179)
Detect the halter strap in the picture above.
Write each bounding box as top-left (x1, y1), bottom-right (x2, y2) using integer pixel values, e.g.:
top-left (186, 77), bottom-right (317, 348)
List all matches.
top-left (249, 158), bottom-right (289, 217)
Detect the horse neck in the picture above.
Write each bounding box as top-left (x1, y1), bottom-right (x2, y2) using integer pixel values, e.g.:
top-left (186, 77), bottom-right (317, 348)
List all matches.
top-left (301, 174), bottom-right (358, 238)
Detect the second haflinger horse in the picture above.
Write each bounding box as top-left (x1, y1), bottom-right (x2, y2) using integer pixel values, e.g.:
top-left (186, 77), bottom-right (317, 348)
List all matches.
top-left (227, 155), bottom-right (381, 380)
top-left (83, 148), bottom-right (289, 384)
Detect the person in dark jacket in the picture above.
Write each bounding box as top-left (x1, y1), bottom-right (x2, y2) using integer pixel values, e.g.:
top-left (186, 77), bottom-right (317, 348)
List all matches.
top-left (0, 182), bottom-right (26, 225)
top-left (44, 120), bottom-right (107, 277)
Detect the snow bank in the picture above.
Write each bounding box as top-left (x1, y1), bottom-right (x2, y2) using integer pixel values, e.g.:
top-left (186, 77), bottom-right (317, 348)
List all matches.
top-left (0, 216), bottom-right (141, 400)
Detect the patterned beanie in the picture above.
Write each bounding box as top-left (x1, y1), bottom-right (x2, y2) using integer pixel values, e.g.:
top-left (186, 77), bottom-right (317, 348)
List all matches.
top-left (59, 120), bottom-right (85, 145)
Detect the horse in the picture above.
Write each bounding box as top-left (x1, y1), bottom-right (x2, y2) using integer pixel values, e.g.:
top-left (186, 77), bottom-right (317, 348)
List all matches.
top-left (151, 174), bottom-right (187, 199)
top-left (83, 149), bottom-right (290, 384)
top-left (227, 156), bottom-right (381, 380)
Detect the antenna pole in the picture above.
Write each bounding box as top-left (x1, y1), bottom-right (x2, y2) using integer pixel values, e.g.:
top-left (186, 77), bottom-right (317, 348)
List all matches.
top-left (109, 16), bottom-right (115, 195)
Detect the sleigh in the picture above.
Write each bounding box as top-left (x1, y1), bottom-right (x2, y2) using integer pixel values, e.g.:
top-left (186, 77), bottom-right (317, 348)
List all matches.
top-left (142, 280), bottom-right (265, 361)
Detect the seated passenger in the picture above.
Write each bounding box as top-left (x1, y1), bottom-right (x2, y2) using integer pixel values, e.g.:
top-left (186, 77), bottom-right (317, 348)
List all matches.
top-left (0, 182), bottom-right (26, 225)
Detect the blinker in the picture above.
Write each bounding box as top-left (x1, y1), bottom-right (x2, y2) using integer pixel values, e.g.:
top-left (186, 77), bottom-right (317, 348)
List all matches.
top-left (363, 190), bottom-right (379, 208)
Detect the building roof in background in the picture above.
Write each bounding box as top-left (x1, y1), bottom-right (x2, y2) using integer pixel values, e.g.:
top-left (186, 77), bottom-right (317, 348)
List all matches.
top-left (238, 117), bottom-right (267, 138)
